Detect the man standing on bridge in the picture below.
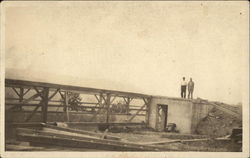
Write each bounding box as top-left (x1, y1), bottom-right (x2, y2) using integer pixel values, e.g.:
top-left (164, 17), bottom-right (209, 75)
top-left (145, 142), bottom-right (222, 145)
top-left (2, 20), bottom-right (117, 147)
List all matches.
top-left (188, 78), bottom-right (194, 99)
top-left (181, 77), bottom-right (187, 98)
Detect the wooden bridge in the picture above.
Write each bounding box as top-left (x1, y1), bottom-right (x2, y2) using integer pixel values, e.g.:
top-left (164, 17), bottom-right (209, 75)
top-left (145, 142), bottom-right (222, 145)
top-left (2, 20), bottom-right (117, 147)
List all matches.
top-left (5, 79), bottom-right (152, 126)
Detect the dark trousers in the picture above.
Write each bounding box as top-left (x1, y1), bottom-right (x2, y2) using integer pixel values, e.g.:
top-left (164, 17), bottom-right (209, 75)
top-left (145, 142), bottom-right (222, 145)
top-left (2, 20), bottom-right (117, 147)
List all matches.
top-left (188, 90), bottom-right (193, 99)
top-left (181, 86), bottom-right (187, 98)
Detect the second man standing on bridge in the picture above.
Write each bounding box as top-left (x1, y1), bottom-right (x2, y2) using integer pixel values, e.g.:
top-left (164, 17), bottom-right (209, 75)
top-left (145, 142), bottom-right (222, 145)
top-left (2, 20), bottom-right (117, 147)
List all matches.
top-left (188, 78), bottom-right (194, 99)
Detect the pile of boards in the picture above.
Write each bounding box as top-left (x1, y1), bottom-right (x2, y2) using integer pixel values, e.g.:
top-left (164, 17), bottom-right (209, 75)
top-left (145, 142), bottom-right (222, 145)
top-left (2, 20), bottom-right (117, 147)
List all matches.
top-left (15, 123), bottom-right (175, 151)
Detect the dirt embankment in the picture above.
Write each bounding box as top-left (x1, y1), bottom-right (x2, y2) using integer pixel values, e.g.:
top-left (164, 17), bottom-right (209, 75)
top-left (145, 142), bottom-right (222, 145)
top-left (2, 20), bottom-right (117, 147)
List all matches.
top-left (195, 105), bottom-right (242, 137)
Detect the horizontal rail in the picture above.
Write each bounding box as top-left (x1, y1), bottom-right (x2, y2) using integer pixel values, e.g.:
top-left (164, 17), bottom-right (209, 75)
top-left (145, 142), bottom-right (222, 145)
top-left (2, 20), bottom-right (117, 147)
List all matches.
top-left (5, 100), bottom-right (145, 108)
top-left (8, 110), bottom-right (146, 116)
top-left (6, 103), bottom-right (147, 111)
top-left (6, 79), bottom-right (151, 98)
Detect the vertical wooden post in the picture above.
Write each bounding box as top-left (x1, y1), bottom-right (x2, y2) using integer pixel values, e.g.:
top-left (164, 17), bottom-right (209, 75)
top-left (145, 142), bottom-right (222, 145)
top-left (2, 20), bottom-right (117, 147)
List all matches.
top-left (42, 87), bottom-right (49, 123)
top-left (145, 97), bottom-right (151, 127)
top-left (64, 91), bottom-right (69, 122)
top-left (126, 98), bottom-right (131, 115)
top-left (99, 93), bottom-right (103, 108)
top-left (106, 93), bottom-right (111, 123)
top-left (19, 88), bottom-right (24, 110)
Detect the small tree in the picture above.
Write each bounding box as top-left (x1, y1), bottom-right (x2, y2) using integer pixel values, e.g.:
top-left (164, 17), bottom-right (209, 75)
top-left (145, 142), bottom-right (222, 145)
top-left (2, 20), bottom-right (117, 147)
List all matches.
top-left (67, 92), bottom-right (82, 112)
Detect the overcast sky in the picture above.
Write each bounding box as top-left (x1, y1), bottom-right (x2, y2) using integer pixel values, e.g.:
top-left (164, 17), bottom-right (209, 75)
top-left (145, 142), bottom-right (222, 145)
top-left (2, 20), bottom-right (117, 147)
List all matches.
top-left (4, 2), bottom-right (249, 104)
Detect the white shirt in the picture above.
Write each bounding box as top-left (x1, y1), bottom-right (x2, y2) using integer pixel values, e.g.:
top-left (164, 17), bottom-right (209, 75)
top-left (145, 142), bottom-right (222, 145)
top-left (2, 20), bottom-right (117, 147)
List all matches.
top-left (181, 80), bottom-right (187, 86)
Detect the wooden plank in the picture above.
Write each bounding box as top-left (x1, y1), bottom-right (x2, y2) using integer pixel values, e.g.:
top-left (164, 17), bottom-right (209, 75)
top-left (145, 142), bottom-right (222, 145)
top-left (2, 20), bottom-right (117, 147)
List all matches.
top-left (6, 122), bottom-right (45, 128)
top-left (6, 144), bottom-right (46, 151)
top-left (57, 122), bottom-right (146, 126)
top-left (42, 124), bottom-right (121, 140)
top-left (142, 137), bottom-right (231, 146)
top-left (9, 122), bottom-right (145, 127)
top-left (16, 129), bottom-right (175, 151)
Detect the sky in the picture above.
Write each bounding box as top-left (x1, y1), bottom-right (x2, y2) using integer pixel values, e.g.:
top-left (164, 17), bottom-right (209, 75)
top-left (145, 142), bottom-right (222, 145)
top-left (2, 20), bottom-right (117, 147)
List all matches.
top-left (3, 1), bottom-right (249, 104)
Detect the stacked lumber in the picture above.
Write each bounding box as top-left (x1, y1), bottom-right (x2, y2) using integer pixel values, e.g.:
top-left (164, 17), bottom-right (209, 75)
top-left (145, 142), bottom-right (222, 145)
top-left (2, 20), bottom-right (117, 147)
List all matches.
top-left (6, 144), bottom-right (46, 151)
top-left (15, 124), bottom-right (178, 151)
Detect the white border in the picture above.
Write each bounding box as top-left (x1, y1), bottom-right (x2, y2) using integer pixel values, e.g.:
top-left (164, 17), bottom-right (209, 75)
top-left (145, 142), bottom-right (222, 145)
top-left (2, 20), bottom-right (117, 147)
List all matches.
top-left (0, 1), bottom-right (249, 158)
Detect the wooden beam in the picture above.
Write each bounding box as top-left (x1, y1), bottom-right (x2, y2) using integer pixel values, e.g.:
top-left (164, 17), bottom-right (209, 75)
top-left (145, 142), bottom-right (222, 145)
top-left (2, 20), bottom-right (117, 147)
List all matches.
top-left (126, 98), bottom-right (131, 114)
top-left (24, 90), bottom-right (46, 122)
top-left (5, 103), bottom-right (103, 109)
top-left (12, 87), bottom-right (20, 97)
top-left (18, 88), bottom-right (24, 110)
top-left (42, 123), bottom-right (121, 141)
top-left (34, 87), bottom-right (46, 101)
top-left (6, 122), bottom-right (45, 128)
top-left (6, 144), bottom-right (46, 151)
top-left (143, 98), bottom-right (150, 105)
top-left (42, 88), bottom-right (49, 123)
top-left (106, 94), bottom-right (111, 123)
top-left (8, 110), bottom-right (146, 116)
top-left (25, 104), bottom-right (42, 122)
top-left (23, 88), bottom-right (31, 96)
top-left (145, 97), bottom-right (152, 125)
top-left (110, 95), bottom-right (117, 105)
top-left (123, 97), bottom-right (128, 104)
top-left (6, 79), bottom-right (151, 99)
top-left (141, 138), bottom-right (230, 146)
top-left (7, 91), bottom-right (44, 111)
top-left (94, 94), bottom-right (101, 103)
top-left (89, 93), bottom-right (104, 121)
top-left (48, 88), bottom-right (60, 101)
top-left (5, 98), bottom-right (63, 103)
top-left (16, 128), bottom-right (174, 151)
top-left (64, 91), bottom-right (69, 122)
top-left (59, 90), bottom-right (65, 100)
top-left (10, 122), bottom-right (146, 127)
top-left (22, 92), bottom-right (43, 104)
top-left (128, 104), bottom-right (146, 122)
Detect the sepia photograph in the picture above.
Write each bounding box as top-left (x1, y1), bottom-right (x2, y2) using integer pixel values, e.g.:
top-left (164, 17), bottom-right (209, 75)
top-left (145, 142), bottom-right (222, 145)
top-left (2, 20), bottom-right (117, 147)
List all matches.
top-left (0, 1), bottom-right (249, 158)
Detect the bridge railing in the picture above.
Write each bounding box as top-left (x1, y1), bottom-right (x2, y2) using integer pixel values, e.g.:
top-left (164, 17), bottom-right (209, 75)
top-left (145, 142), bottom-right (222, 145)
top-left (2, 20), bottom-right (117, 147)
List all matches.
top-left (5, 79), bottom-right (152, 125)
